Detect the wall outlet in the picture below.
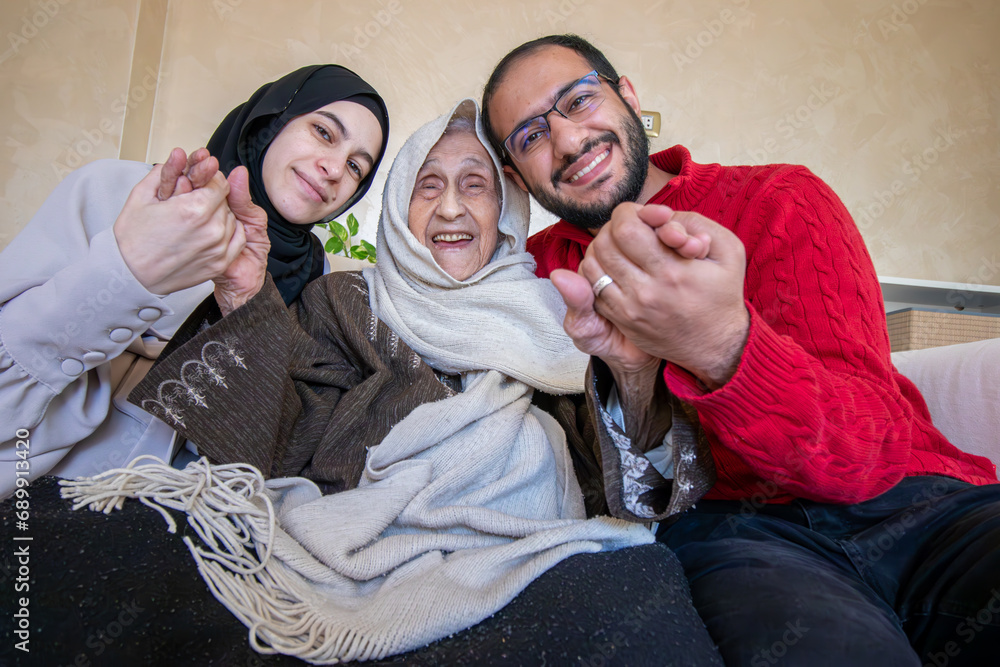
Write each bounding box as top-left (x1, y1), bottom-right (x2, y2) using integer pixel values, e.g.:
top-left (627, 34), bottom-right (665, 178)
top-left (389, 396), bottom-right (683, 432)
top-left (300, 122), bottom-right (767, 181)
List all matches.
top-left (640, 110), bottom-right (661, 137)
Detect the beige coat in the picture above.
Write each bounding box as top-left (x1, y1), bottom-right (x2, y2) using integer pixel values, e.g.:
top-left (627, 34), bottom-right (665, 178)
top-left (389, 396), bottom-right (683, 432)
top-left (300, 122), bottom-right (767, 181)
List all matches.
top-left (0, 160), bottom-right (213, 498)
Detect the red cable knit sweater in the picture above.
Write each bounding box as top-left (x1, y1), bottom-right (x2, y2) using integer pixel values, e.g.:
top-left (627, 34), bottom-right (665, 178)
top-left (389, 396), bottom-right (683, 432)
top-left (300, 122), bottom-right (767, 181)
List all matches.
top-left (528, 146), bottom-right (997, 504)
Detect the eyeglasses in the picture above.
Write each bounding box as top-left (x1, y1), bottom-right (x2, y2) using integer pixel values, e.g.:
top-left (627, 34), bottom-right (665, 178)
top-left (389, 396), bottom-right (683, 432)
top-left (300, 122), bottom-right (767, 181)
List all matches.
top-left (501, 70), bottom-right (618, 163)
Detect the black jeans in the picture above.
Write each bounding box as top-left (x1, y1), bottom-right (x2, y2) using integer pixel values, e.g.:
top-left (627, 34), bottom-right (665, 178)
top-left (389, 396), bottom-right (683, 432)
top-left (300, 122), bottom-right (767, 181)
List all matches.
top-left (658, 476), bottom-right (1000, 667)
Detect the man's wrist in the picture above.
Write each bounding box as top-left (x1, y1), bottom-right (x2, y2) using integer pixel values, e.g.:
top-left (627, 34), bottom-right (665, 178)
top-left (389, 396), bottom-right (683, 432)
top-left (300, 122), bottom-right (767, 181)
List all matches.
top-left (692, 306), bottom-right (750, 391)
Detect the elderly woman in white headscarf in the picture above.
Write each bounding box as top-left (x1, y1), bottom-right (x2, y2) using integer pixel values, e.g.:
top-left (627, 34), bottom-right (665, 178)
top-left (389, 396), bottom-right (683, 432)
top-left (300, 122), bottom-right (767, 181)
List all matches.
top-left (58, 99), bottom-right (690, 663)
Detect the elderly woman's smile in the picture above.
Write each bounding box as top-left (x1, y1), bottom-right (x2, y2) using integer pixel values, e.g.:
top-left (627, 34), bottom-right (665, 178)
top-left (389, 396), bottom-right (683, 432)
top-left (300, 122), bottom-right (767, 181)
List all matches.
top-left (408, 129), bottom-right (500, 281)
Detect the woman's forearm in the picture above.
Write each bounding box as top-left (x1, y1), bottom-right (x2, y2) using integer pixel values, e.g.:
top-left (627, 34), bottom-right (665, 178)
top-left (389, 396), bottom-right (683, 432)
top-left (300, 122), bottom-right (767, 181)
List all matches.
top-left (607, 359), bottom-right (673, 452)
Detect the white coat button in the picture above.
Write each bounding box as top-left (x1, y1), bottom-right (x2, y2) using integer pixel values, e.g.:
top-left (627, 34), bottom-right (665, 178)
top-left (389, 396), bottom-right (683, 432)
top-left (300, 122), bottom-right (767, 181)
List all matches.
top-left (138, 307), bottom-right (161, 322)
top-left (61, 359), bottom-right (84, 376)
top-left (109, 328), bottom-right (133, 343)
top-left (82, 351), bottom-right (107, 364)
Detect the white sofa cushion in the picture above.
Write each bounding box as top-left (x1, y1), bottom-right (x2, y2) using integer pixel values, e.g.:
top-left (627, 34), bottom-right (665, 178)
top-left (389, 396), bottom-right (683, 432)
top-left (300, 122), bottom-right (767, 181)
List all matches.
top-left (892, 337), bottom-right (1000, 471)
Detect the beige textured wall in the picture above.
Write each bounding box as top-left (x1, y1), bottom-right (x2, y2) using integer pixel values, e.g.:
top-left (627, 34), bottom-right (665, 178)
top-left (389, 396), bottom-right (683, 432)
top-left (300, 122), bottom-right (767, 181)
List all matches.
top-left (0, 0), bottom-right (141, 248)
top-left (3, 0), bottom-right (999, 288)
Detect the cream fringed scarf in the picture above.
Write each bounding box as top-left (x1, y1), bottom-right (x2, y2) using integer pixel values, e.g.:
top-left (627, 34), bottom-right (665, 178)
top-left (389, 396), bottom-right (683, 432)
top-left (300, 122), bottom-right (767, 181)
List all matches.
top-left (61, 99), bottom-right (652, 664)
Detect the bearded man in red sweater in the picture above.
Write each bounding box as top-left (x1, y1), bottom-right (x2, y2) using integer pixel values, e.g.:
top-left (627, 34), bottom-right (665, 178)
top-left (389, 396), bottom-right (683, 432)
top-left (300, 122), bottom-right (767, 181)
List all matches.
top-left (482, 34), bottom-right (999, 666)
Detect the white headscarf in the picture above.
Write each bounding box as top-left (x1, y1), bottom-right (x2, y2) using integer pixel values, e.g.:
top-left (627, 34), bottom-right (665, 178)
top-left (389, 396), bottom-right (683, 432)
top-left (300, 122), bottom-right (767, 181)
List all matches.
top-left (363, 98), bottom-right (587, 394)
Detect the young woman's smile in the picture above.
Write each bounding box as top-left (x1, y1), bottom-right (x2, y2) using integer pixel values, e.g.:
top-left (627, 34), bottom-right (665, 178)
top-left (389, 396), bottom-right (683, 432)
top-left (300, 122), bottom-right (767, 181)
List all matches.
top-left (262, 100), bottom-right (384, 224)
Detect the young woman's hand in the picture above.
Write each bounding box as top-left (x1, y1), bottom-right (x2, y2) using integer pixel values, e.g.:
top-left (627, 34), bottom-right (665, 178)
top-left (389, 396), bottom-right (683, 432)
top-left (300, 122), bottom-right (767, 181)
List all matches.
top-left (115, 165), bottom-right (244, 296)
top-left (213, 166), bottom-right (270, 316)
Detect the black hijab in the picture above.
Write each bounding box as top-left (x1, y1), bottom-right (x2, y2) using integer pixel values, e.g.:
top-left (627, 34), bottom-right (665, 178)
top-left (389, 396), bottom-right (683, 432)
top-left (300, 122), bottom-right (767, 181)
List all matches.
top-left (207, 65), bottom-right (390, 304)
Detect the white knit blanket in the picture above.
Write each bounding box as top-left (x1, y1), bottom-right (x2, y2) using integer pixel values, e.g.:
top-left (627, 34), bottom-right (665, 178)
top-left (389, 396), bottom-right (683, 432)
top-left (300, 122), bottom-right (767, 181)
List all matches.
top-left (60, 379), bottom-right (650, 662)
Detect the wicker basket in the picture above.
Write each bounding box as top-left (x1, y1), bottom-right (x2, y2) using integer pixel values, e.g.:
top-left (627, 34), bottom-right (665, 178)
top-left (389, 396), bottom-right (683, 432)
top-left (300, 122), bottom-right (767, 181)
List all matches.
top-left (886, 308), bottom-right (1000, 352)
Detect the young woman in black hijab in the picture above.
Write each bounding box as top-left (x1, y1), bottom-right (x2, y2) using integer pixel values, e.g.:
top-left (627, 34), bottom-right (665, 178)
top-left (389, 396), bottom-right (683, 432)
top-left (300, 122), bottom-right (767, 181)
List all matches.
top-left (153, 64), bottom-right (389, 304)
top-left (203, 64), bottom-right (390, 303)
top-left (0, 63), bottom-right (389, 496)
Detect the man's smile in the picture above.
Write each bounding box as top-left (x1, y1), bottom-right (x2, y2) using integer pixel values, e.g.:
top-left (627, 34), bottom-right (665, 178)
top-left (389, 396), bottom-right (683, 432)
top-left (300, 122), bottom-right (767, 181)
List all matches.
top-left (553, 133), bottom-right (620, 189)
top-left (568, 149), bottom-right (610, 183)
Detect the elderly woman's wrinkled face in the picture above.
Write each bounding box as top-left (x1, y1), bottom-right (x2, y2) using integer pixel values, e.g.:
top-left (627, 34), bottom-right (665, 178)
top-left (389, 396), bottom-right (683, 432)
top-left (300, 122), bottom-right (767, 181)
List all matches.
top-left (408, 130), bottom-right (500, 280)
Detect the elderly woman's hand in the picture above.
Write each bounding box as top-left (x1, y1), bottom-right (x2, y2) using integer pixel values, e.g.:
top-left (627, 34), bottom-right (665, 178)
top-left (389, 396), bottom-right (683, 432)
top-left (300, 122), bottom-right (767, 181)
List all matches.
top-left (156, 147), bottom-right (219, 200)
top-left (549, 268), bottom-right (656, 375)
top-left (213, 166), bottom-right (270, 316)
top-left (551, 267), bottom-right (666, 446)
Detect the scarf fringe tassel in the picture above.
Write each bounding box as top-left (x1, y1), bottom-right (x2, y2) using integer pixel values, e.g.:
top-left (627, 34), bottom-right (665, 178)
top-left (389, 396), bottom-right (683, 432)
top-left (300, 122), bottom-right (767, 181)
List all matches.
top-left (59, 456), bottom-right (390, 664)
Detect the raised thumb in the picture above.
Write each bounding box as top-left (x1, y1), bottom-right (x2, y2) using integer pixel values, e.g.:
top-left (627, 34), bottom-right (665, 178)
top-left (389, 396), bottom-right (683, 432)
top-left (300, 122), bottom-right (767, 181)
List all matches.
top-left (226, 166), bottom-right (253, 213)
top-left (550, 268), bottom-right (596, 315)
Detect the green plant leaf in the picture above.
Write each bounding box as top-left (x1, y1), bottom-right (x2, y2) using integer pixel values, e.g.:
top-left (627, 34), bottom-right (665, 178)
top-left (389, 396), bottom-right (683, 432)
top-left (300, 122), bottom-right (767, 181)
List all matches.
top-left (347, 213), bottom-right (359, 237)
top-left (329, 220), bottom-right (347, 239)
top-left (351, 246), bottom-right (369, 261)
top-left (325, 235), bottom-right (344, 254)
top-left (327, 221), bottom-right (349, 256)
top-left (360, 240), bottom-right (376, 257)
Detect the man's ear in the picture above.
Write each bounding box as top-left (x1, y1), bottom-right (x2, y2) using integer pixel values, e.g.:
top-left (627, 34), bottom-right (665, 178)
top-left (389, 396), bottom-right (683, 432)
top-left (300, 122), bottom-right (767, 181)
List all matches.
top-left (503, 165), bottom-right (528, 192)
top-left (616, 75), bottom-right (642, 115)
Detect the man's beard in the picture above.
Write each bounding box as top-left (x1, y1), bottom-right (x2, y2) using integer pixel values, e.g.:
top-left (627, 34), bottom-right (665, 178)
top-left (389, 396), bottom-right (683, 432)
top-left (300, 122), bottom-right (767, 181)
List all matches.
top-left (527, 107), bottom-right (649, 230)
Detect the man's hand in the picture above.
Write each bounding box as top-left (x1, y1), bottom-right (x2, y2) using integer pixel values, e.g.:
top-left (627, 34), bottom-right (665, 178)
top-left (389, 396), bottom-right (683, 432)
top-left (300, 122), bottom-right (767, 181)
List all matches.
top-left (213, 167), bottom-right (270, 316)
top-left (114, 163), bottom-right (245, 296)
top-left (578, 203), bottom-right (750, 391)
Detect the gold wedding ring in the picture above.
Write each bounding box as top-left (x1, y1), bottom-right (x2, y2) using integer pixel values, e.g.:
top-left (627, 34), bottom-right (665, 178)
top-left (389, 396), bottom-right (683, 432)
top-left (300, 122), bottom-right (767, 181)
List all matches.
top-left (592, 274), bottom-right (614, 298)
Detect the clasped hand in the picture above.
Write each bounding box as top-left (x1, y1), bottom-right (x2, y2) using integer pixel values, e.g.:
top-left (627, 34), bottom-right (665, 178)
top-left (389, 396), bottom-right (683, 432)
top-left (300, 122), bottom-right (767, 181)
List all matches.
top-left (550, 203), bottom-right (750, 391)
top-left (113, 147), bottom-right (269, 315)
